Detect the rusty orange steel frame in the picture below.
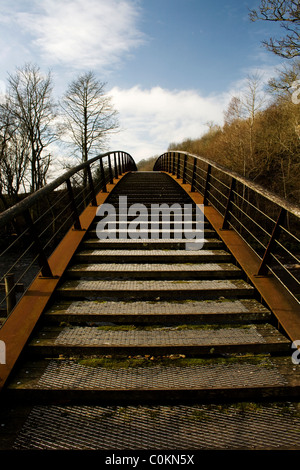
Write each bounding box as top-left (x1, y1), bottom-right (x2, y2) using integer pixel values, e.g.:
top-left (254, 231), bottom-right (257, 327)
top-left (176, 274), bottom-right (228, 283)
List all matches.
top-left (0, 151), bottom-right (136, 391)
top-left (154, 151), bottom-right (300, 343)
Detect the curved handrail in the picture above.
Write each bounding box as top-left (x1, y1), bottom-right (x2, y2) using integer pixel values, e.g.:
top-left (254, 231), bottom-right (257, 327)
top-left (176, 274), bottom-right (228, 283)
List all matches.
top-left (154, 150), bottom-right (300, 218)
top-left (0, 150), bottom-right (136, 320)
top-left (154, 150), bottom-right (300, 303)
top-left (0, 150), bottom-right (137, 228)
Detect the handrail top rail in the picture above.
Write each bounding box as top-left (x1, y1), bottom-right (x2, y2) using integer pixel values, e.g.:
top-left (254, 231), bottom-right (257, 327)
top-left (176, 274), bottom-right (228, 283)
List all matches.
top-left (160, 150), bottom-right (300, 219)
top-left (0, 150), bottom-right (133, 228)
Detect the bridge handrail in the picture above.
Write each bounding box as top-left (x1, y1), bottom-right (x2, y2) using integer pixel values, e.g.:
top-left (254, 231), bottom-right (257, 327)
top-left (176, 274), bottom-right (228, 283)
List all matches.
top-left (154, 150), bottom-right (300, 303)
top-left (0, 150), bottom-right (136, 322)
top-left (0, 151), bottom-right (136, 228)
top-left (154, 150), bottom-right (300, 218)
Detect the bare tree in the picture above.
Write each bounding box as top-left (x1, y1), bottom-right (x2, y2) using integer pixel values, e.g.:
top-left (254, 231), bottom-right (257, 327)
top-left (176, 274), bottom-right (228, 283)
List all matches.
top-left (267, 59), bottom-right (300, 99)
top-left (61, 71), bottom-right (119, 163)
top-left (0, 96), bottom-right (30, 201)
top-left (249, 0), bottom-right (300, 58)
top-left (242, 74), bottom-right (266, 167)
top-left (4, 63), bottom-right (57, 193)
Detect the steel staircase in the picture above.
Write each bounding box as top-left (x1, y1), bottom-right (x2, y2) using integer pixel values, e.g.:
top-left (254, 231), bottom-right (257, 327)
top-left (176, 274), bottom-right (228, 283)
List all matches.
top-left (1, 171), bottom-right (300, 451)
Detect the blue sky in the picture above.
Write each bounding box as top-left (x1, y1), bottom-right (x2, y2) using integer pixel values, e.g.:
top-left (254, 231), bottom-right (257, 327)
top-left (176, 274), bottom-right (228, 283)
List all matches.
top-left (0, 0), bottom-right (287, 163)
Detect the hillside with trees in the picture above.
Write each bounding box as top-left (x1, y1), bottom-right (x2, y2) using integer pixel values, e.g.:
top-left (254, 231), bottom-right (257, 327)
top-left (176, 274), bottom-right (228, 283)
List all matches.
top-left (168, 65), bottom-right (300, 204)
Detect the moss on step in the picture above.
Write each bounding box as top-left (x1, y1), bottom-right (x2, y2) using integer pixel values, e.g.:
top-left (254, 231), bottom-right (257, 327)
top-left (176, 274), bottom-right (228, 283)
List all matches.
top-left (76, 353), bottom-right (273, 369)
top-left (95, 323), bottom-right (256, 331)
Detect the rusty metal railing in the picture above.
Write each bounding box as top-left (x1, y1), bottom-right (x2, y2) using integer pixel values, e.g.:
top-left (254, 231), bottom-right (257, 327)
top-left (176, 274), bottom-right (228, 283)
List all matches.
top-left (154, 151), bottom-right (300, 303)
top-left (0, 151), bottom-right (136, 323)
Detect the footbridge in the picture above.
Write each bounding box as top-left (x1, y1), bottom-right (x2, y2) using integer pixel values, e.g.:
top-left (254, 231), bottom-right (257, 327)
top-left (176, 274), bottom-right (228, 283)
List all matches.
top-left (0, 150), bottom-right (299, 450)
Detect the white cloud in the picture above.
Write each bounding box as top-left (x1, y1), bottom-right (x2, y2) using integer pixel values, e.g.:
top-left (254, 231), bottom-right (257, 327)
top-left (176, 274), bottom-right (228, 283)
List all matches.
top-left (108, 86), bottom-right (228, 161)
top-left (108, 67), bottom-right (278, 162)
top-left (7, 0), bottom-right (145, 69)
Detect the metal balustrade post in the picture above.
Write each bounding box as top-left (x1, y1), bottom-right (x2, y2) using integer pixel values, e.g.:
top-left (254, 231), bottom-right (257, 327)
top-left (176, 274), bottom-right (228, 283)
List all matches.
top-left (176, 154), bottom-right (180, 179)
top-left (257, 208), bottom-right (287, 276)
top-left (114, 152), bottom-right (118, 179)
top-left (108, 155), bottom-right (113, 183)
top-left (118, 152), bottom-right (121, 175)
top-left (222, 177), bottom-right (236, 230)
top-left (182, 154), bottom-right (187, 184)
top-left (99, 157), bottom-right (107, 193)
top-left (86, 165), bottom-right (98, 206)
top-left (203, 164), bottom-right (212, 206)
top-left (191, 157), bottom-right (197, 192)
top-left (172, 153), bottom-right (176, 175)
top-left (66, 178), bottom-right (82, 230)
top-left (121, 152), bottom-right (124, 173)
top-left (24, 209), bottom-right (53, 278)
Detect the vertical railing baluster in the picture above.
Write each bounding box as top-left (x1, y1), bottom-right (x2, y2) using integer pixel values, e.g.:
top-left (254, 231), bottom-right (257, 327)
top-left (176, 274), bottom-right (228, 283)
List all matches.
top-left (257, 208), bottom-right (287, 276)
top-left (24, 209), bottom-right (53, 278)
top-left (114, 152), bottom-right (118, 179)
top-left (182, 154), bottom-right (187, 184)
top-left (99, 157), bottom-right (107, 193)
top-left (203, 164), bottom-right (212, 206)
top-left (108, 155), bottom-right (113, 184)
top-left (121, 152), bottom-right (124, 173)
top-left (66, 178), bottom-right (82, 230)
top-left (222, 177), bottom-right (236, 229)
top-left (176, 154), bottom-right (180, 179)
top-left (191, 157), bottom-right (197, 192)
top-left (86, 165), bottom-right (97, 206)
top-left (118, 152), bottom-right (121, 175)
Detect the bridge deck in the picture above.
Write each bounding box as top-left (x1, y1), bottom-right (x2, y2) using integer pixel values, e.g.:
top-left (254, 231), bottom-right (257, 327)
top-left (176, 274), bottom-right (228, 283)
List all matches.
top-left (1, 171), bottom-right (300, 451)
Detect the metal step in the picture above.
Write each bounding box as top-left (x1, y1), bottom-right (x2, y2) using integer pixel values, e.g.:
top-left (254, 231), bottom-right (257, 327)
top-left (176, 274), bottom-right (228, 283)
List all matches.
top-left (8, 401), bottom-right (300, 450)
top-left (57, 279), bottom-right (255, 300)
top-left (1, 170), bottom-right (297, 451)
top-left (66, 262), bottom-right (241, 280)
top-left (74, 249), bottom-right (232, 264)
top-left (5, 356), bottom-right (299, 405)
top-left (28, 324), bottom-right (290, 357)
top-left (80, 239), bottom-right (223, 250)
top-left (43, 298), bottom-right (272, 325)
top-left (86, 228), bottom-right (216, 238)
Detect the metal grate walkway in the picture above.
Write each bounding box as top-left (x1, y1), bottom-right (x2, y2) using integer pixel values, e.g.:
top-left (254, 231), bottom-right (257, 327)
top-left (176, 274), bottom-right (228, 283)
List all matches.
top-left (1, 171), bottom-right (300, 450)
